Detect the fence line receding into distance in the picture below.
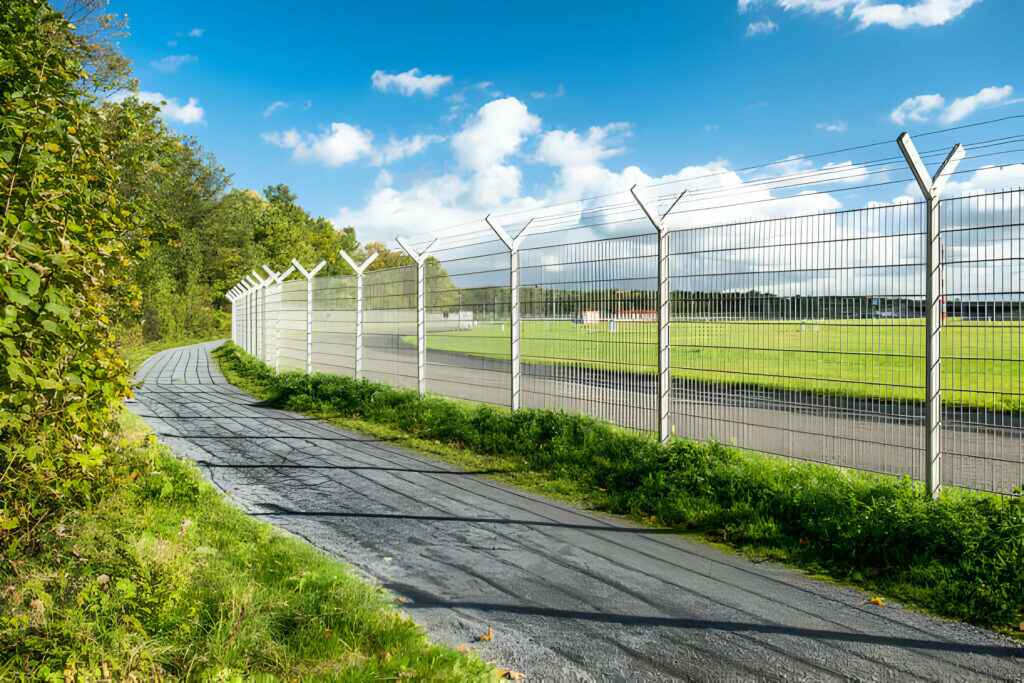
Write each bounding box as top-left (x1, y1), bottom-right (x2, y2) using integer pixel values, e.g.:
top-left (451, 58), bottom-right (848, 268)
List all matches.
top-left (225, 130), bottom-right (1024, 498)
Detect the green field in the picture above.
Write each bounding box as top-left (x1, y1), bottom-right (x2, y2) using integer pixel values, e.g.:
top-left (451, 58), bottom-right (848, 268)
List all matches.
top-left (412, 319), bottom-right (1024, 411)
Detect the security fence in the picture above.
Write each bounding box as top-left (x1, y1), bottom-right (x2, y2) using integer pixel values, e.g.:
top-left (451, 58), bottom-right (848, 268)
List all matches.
top-left (227, 131), bottom-right (1023, 497)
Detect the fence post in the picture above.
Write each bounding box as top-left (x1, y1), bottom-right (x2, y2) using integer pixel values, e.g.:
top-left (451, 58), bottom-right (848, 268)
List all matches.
top-left (396, 238), bottom-right (437, 396)
top-left (339, 250), bottom-right (379, 379)
top-left (251, 271), bottom-right (270, 362)
top-left (485, 215), bottom-right (534, 411)
top-left (630, 185), bottom-right (687, 443)
top-left (897, 132), bottom-right (965, 500)
top-left (225, 289), bottom-right (238, 345)
top-left (291, 259), bottom-right (326, 376)
top-left (243, 276), bottom-right (259, 356)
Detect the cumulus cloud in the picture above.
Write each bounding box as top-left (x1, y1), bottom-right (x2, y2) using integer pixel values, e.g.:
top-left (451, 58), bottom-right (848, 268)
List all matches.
top-left (535, 123), bottom-right (631, 168)
top-left (745, 0), bottom-right (979, 29)
top-left (263, 101), bottom-right (288, 118)
top-left (262, 124), bottom-right (442, 167)
top-left (746, 19), bottom-right (779, 35)
top-left (109, 90), bottom-right (205, 124)
top-left (891, 86), bottom-right (1017, 126)
top-left (187, 27), bottom-right (205, 38)
top-left (890, 93), bottom-right (944, 124)
top-left (376, 134), bottom-right (445, 165)
top-left (816, 121), bottom-right (848, 133)
top-left (371, 68), bottom-right (452, 96)
top-left (940, 85), bottom-right (1014, 124)
top-left (150, 54), bottom-right (197, 73)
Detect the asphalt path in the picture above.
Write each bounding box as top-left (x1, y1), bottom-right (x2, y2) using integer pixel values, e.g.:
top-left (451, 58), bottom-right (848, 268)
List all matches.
top-left (129, 341), bottom-right (1024, 682)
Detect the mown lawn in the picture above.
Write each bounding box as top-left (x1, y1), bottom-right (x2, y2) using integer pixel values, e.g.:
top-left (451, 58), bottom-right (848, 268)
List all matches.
top-left (0, 411), bottom-right (494, 681)
top-left (412, 318), bottom-right (1023, 410)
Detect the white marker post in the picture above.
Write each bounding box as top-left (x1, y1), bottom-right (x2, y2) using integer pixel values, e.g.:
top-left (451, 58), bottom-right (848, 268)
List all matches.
top-left (339, 250), bottom-right (379, 379)
top-left (630, 185), bottom-right (687, 443)
top-left (396, 237), bottom-right (437, 396)
top-left (291, 258), bottom-right (326, 375)
top-left (485, 215), bottom-right (534, 411)
top-left (897, 131), bottom-right (965, 500)
top-left (225, 288), bottom-right (239, 344)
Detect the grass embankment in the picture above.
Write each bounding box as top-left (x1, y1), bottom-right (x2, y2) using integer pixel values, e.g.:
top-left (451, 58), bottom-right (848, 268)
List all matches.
top-left (409, 318), bottom-right (1023, 411)
top-left (214, 341), bottom-right (1024, 634)
top-left (0, 410), bottom-right (493, 681)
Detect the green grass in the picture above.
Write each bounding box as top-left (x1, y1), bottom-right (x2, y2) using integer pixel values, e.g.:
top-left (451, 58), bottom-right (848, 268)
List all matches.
top-left (214, 342), bottom-right (1024, 635)
top-left (408, 318), bottom-right (1024, 411)
top-left (0, 411), bottom-right (494, 681)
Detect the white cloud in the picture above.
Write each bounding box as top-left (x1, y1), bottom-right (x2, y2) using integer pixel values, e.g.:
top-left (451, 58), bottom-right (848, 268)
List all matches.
top-left (891, 86), bottom-right (1018, 126)
top-left (850, 0), bottom-right (980, 29)
top-left (187, 27), bottom-right (205, 38)
top-left (262, 123), bottom-right (375, 167)
top-left (451, 97), bottom-right (542, 205)
top-left (263, 101), bottom-right (288, 118)
top-left (109, 90), bottom-right (205, 125)
top-left (760, 0), bottom-right (979, 29)
top-left (940, 85), bottom-right (1014, 124)
top-left (816, 120), bottom-right (848, 133)
top-left (746, 19), bottom-right (779, 35)
top-left (262, 125), bottom-right (442, 167)
top-left (531, 84), bottom-right (567, 100)
top-left (376, 134), bottom-right (445, 165)
top-left (150, 54), bottom-right (197, 73)
top-left (890, 93), bottom-right (944, 124)
top-left (371, 68), bottom-right (453, 97)
top-left (535, 123), bottom-right (631, 168)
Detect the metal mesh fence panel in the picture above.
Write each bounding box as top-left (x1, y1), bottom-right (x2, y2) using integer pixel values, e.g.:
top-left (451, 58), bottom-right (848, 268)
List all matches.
top-left (425, 243), bottom-right (512, 407)
top-left (363, 265), bottom-right (419, 390)
top-left (940, 189), bottom-right (1023, 494)
top-left (278, 278), bottom-right (307, 373)
top-left (519, 233), bottom-right (659, 433)
top-left (669, 202), bottom-right (928, 479)
top-left (312, 274), bottom-right (357, 377)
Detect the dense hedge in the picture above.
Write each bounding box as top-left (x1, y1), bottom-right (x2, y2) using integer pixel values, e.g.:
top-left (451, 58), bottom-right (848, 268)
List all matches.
top-left (0, 0), bottom-right (143, 551)
top-left (216, 342), bottom-right (1024, 629)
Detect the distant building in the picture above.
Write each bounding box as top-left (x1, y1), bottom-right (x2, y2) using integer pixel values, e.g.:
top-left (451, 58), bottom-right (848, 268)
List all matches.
top-left (575, 310), bottom-right (601, 325)
top-left (615, 308), bottom-right (657, 321)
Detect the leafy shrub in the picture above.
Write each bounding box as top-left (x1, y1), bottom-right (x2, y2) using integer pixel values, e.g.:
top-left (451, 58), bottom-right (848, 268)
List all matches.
top-left (216, 342), bottom-right (1024, 628)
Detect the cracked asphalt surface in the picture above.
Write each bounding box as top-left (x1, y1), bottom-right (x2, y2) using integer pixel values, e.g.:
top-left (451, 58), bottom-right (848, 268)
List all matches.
top-left (129, 341), bottom-right (1024, 682)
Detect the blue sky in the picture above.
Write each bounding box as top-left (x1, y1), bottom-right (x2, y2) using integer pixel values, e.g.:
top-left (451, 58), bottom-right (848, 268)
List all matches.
top-left (104, 0), bottom-right (1022, 244)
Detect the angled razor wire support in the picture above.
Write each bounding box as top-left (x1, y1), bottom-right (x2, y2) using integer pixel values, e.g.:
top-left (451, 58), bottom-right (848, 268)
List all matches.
top-left (271, 264), bottom-right (297, 373)
top-left (485, 215), bottom-right (534, 410)
top-left (339, 250), bottom-right (379, 379)
top-left (396, 237), bottom-right (437, 396)
top-left (292, 258), bottom-right (326, 375)
top-left (897, 132), bottom-right (965, 500)
top-left (251, 270), bottom-right (269, 362)
top-left (630, 185), bottom-right (687, 443)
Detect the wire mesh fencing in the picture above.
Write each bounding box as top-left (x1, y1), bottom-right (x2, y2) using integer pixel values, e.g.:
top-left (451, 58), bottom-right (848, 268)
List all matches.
top-left (227, 128), bottom-right (1024, 496)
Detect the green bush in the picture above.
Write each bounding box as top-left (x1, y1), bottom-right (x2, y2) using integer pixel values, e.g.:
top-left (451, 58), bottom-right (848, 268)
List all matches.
top-left (216, 342), bottom-right (1024, 629)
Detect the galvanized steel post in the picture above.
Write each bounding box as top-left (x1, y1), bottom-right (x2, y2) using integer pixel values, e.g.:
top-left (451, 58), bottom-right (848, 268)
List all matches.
top-left (243, 276), bottom-right (259, 356)
top-left (271, 264), bottom-right (297, 373)
top-left (396, 238), bottom-right (437, 396)
top-left (897, 131), bottom-right (965, 500)
top-left (339, 250), bottom-right (379, 379)
top-left (630, 185), bottom-right (687, 443)
top-left (291, 259), bottom-right (326, 375)
top-left (251, 271), bottom-right (269, 362)
top-left (485, 215), bottom-right (534, 410)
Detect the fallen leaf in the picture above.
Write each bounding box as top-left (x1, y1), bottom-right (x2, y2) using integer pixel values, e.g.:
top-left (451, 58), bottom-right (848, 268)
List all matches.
top-left (868, 596), bottom-right (886, 607)
top-left (477, 625), bottom-right (494, 642)
top-left (495, 669), bottom-right (525, 680)
top-left (1019, 622), bottom-right (1024, 632)
top-left (455, 644), bottom-right (471, 653)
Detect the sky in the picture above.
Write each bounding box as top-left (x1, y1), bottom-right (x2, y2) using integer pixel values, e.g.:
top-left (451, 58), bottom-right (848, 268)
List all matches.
top-left (102, 0), bottom-right (1023, 248)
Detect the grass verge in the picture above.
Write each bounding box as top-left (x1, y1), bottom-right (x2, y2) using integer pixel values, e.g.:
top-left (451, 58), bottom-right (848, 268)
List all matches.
top-left (0, 410), bottom-right (494, 681)
top-left (214, 341), bottom-right (1024, 636)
